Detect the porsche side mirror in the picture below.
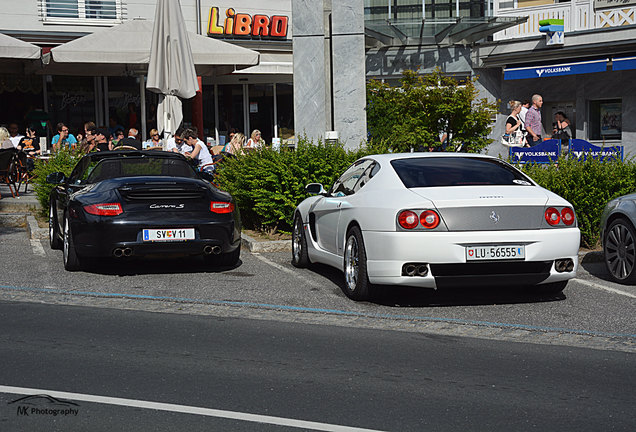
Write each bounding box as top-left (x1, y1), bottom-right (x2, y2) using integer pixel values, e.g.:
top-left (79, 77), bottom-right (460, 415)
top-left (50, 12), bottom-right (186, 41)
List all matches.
top-left (46, 172), bottom-right (67, 184)
top-left (305, 183), bottom-right (326, 195)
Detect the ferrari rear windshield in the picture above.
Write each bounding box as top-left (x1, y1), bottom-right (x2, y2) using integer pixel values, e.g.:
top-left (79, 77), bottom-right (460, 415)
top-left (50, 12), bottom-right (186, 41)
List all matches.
top-left (390, 157), bottom-right (532, 188)
top-left (84, 157), bottom-right (197, 183)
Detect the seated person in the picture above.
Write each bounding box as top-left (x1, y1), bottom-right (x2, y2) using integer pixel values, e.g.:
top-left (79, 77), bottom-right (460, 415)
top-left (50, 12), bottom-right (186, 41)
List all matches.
top-left (182, 128), bottom-right (214, 172)
top-left (17, 126), bottom-right (41, 170)
top-left (51, 122), bottom-right (77, 151)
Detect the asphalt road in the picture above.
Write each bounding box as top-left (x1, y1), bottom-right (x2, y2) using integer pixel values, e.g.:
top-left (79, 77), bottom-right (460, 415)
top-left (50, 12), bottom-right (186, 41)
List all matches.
top-left (0, 301), bottom-right (634, 432)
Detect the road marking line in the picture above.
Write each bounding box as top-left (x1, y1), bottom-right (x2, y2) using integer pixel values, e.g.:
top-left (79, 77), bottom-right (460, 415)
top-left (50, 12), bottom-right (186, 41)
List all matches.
top-left (30, 239), bottom-right (45, 257)
top-left (251, 253), bottom-right (324, 289)
top-left (574, 278), bottom-right (636, 299)
top-left (0, 385), bottom-right (384, 432)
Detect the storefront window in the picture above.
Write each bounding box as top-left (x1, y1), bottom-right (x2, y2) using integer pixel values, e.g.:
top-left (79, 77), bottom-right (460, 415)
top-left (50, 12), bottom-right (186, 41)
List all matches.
top-left (47, 75), bottom-right (95, 137)
top-left (276, 83), bottom-right (295, 145)
top-left (589, 99), bottom-right (622, 141)
top-left (217, 85), bottom-right (244, 144)
top-left (248, 84), bottom-right (274, 145)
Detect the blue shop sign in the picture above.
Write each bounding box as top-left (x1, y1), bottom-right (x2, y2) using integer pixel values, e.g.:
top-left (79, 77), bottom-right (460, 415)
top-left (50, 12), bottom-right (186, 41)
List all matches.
top-left (504, 59), bottom-right (608, 80)
top-left (612, 56), bottom-right (636, 72)
top-left (509, 139), bottom-right (560, 164)
top-left (568, 139), bottom-right (623, 162)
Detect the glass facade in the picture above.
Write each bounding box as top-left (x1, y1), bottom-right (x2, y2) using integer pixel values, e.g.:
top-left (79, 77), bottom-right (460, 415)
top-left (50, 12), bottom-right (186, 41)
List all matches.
top-left (364, 0), bottom-right (487, 21)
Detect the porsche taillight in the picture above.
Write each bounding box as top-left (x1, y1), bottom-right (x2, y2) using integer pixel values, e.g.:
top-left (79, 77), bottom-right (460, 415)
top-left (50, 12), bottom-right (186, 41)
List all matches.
top-left (210, 201), bottom-right (234, 214)
top-left (398, 209), bottom-right (441, 230)
top-left (83, 203), bottom-right (123, 216)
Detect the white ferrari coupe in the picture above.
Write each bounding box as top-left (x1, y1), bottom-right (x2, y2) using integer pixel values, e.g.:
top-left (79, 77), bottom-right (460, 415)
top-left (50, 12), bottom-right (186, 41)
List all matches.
top-left (291, 153), bottom-right (580, 301)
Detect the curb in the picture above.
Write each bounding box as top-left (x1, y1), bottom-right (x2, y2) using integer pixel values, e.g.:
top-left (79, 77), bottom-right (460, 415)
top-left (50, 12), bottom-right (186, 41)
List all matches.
top-left (0, 213), bottom-right (27, 228)
top-left (26, 215), bottom-right (48, 240)
top-left (241, 232), bottom-right (291, 253)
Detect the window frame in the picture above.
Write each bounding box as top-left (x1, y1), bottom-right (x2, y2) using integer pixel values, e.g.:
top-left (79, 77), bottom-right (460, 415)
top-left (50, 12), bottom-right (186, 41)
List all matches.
top-left (39, 0), bottom-right (126, 26)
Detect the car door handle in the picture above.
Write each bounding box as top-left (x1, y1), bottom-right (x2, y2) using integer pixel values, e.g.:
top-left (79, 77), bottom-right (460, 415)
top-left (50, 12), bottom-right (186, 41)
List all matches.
top-left (338, 202), bottom-right (342, 208)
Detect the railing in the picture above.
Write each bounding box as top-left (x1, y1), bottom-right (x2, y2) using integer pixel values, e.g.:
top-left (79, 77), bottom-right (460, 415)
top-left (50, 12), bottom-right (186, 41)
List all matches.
top-left (38, 0), bottom-right (127, 26)
top-left (493, 1), bottom-right (635, 41)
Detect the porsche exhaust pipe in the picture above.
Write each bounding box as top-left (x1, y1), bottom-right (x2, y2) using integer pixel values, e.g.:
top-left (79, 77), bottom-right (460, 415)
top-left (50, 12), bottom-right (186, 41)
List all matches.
top-left (203, 245), bottom-right (222, 255)
top-left (113, 248), bottom-right (123, 257)
top-left (123, 248), bottom-right (132, 257)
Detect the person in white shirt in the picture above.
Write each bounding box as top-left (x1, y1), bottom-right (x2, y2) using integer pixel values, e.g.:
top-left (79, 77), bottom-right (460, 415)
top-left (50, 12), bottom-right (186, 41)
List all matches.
top-left (182, 128), bottom-right (214, 171)
top-left (165, 127), bottom-right (192, 154)
top-left (519, 100), bottom-right (531, 124)
top-left (8, 123), bottom-right (24, 148)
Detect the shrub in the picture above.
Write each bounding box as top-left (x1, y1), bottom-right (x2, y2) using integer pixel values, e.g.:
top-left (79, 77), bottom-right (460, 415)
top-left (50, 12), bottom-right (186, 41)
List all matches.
top-left (521, 156), bottom-right (636, 248)
top-left (215, 138), bottom-right (373, 233)
top-left (32, 148), bottom-right (84, 215)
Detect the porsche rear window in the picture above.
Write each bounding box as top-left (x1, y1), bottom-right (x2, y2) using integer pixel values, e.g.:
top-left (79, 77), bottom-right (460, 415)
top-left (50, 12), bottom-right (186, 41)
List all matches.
top-left (86, 157), bottom-right (197, 183)
top-left (390, 157), bottom-right (532, 188)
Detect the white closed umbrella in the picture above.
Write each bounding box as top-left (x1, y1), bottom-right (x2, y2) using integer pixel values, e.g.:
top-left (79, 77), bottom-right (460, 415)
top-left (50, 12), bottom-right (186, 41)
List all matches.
top-left (146, 0), bottom-right (198, 138)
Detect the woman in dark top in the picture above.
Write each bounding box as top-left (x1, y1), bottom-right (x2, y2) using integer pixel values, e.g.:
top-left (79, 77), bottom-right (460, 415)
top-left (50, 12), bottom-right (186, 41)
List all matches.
top-left (505, 100), bottom-right (528, 147)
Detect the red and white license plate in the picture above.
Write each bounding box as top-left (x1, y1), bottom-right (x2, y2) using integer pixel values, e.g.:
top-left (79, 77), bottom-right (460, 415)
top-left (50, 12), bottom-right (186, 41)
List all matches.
top-left (143, 228), bottom-right (195, 242)
top-left (466, 245), bottom-right (525, 261)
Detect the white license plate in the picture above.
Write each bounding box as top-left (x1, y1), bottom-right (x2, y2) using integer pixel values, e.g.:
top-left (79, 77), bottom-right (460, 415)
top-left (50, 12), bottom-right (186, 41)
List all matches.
top-left (143, 228), bottom-right (195, 242)
top-left (466, 245), bottom-right (525, 261)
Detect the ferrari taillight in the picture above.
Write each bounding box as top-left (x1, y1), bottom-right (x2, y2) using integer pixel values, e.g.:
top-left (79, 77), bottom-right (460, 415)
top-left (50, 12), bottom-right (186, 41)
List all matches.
top-left (544, 207), bottom-right (561, 226)
top-left (561, 207), bottom-right (575, 226)
top-left (210, 201), bottom-right (234, 213)
top-left (398, 209), bottom-right (441, 230)
top-left (83, 203), bottom-right (123, 216)
top-left (420, 210), bottom-right (440, 229)
top-left (398, 210), bottom-right (419, 229)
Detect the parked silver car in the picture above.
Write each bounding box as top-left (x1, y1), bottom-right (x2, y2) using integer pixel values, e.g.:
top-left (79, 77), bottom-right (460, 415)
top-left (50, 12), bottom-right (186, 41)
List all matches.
top-left (600, 192), bottom-right (636, 284)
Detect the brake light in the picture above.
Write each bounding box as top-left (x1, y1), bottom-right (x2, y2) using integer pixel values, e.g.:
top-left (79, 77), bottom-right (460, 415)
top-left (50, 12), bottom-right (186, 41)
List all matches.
top-left (210, 201), bottom-right (234, 213)
top-left (83, 203), bottom-right (123, 216)
top-left (398, 210), bottom-right (419, 229)
top-left (544, 207), bottom-right (561, 226)
top-left (420, 210), bottom-right (440, 229)
top-left (561, 207), bottom-right (575, 226)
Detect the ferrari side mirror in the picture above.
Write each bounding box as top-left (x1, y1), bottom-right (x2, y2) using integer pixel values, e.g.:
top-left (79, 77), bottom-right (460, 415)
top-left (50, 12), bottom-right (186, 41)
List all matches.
top-left (305, 183), bottom-right (326, 195)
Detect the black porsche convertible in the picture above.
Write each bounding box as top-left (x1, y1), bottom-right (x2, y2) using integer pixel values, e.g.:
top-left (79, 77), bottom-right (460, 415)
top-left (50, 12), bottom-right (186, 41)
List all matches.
top-left (47, 150), bottom-right (241, 271)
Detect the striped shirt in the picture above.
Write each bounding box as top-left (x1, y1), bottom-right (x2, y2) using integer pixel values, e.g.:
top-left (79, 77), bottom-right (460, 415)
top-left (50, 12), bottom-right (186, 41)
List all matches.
top-left (525, 106), bottom-right (542, 138)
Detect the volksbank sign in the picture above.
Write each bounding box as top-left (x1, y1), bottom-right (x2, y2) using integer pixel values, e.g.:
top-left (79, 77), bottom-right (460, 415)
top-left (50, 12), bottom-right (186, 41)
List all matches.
top-left (504, 59), bottom-right (608, 80)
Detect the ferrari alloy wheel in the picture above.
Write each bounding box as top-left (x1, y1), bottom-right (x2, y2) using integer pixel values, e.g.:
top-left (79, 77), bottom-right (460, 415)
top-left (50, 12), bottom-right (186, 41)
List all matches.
top-left (63, 216), bottom-right (81, 271)
top-left (49, 202), bottom-right (62, 250)
top-left (604, 218), bottom-right (636, 284)
top-left (343, 226), bottom-right (371, 301)
top-left (291, 213), bottom-right (309, 268)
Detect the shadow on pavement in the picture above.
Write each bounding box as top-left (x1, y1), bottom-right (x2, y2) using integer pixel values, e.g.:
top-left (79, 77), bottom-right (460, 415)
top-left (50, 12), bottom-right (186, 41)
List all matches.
top-left (79, 256), bottom-right (246, 276)
top-left (305, 262), bottom-right (567, 307)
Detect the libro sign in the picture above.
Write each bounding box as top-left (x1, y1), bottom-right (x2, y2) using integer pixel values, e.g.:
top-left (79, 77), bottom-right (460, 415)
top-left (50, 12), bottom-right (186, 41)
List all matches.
top-left (207, 7), bottom-right (289, 39)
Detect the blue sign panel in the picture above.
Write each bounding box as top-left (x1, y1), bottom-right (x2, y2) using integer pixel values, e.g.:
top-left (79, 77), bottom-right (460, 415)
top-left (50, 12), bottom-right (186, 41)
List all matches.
top-left (613, 56), bottom-right (636, 72)
top-left (504, 59), bottom-right (608, 80)
top-left (509, 139), bottom-right (560, 164)
top-left (568, 139), bottom-right (623, 162)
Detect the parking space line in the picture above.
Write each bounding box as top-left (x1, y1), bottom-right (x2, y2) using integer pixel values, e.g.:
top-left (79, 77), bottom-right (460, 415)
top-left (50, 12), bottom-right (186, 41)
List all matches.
top-left (0, 385), bottom-right (383, 432)
top-left (30, 239), bottom-right (46, 257)
top-left (251, 252), bottom-right (324, 289)
top-left (574, 278), bottom-right (636, 299)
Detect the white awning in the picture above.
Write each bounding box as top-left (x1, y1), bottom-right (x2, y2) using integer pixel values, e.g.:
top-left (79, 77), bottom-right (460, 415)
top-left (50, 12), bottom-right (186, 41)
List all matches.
top-left (41, 19), bottom-right (259, 76)
top-left (233, 53), bottom-right (292, 75)
top-left (0, 33), bottom-right (40, 60)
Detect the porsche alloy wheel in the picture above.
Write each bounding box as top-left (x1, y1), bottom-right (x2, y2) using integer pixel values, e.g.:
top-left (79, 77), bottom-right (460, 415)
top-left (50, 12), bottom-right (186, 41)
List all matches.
top-left (291, 213), bottom-right (309, 268)
top-left (604, 218), bottom-right (636, 284)
top-left (63, 216), bottom-right (81, 271)
top-left (49, 202), bottom-right (62, 250)
top-left (343, 226), bottom-right (371, 301)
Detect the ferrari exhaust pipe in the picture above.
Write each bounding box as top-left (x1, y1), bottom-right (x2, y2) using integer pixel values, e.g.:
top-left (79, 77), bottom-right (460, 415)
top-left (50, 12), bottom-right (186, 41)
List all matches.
top-left (565, 259), bottom-right (574, 272)
top-left (404, 264), bottom-right (416, 276)
top-left (416, 264), bottom-right (429, 277)
top-left (555, 259), bottom-right (574, 273)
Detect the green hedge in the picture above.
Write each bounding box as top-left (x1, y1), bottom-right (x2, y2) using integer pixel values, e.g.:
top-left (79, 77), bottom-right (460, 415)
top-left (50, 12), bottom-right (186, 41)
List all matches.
top-left (215, 138), bottom-right (373, 233)
top-left (521, 157), bottom-right (636, 248)
top-left (32, 148), bottom-right (84, 215)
